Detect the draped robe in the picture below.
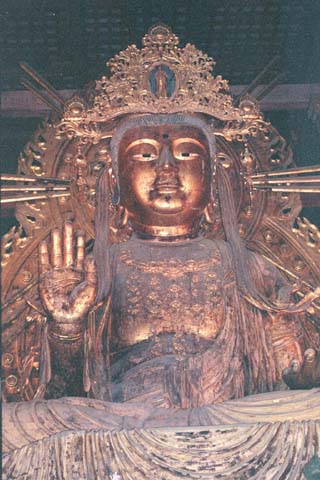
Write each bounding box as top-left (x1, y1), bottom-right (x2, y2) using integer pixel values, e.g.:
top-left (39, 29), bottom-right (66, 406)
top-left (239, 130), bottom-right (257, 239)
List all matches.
top-left (87, 235), bottom-right (308, 408)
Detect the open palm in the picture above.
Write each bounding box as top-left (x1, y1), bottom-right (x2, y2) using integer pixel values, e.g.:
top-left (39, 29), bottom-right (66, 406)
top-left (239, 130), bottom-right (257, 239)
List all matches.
top-left (39, 222), bottom-right (97, 339)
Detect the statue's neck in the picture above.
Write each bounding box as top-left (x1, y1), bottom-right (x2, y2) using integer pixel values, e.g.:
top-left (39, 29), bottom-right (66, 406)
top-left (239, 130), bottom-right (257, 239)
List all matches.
top-left (131, 221), bottom-right (200, 242)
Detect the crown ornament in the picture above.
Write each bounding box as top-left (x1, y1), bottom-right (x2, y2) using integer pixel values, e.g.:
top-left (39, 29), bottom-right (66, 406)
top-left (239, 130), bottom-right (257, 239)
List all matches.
top-left (56, 24), bottom-right (266, 144)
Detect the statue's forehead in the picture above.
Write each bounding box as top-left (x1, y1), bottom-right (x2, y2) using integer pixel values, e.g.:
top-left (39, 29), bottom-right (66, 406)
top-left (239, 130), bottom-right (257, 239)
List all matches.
top-left (112, 114), bottom-right (214, 148)
top-left (118, 124), bottom-right (209, 143)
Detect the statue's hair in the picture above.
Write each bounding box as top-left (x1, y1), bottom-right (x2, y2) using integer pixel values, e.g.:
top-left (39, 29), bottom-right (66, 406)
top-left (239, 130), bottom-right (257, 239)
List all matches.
top-left (94, 165), bottom-right (112, 302)
top-left (216, 164), bottom-right (288, 312)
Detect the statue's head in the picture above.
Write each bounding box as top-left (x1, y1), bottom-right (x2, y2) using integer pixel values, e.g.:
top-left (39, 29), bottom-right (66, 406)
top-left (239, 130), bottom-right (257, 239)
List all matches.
top-left (110, 113), bottom-right (215, 238)
top-left (59, 24), bottom-right (261, 247)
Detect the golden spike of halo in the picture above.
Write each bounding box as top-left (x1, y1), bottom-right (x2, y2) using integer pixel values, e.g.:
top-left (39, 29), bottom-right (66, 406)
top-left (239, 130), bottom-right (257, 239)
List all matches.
top-left (1, 174), bottom-right (70, 184)
top-left (250, 164), bottom-right (320, 193)
top-left (261, 254), bottom-right (313, 288)
top-left (261, 254), bottom-right (320, 311)
top-left (1, 192), bottom-right (71, 205)
top-left (2, 280), bottom-right (38, 311)
top-left (2, 186), bottom-right (69, 192)
top-left (20, 79), bottom-right (63, 115)
top-left (252, 176), bottom-right (320, 185)
top-left (20, 62), bottom-right (65, 108)
top-left (236, 55), bottom-right (281, 99)
top-left (253, 185), bottom-right (320, 193)
top-left (255, 71), bottom-right (287, 101)
top-left (252, 165), bottom-right (320, 178)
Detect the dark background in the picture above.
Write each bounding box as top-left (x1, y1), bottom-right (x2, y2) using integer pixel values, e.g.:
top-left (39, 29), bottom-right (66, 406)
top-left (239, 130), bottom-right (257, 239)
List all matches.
top-left (1, 0), bottom-right (320, 234)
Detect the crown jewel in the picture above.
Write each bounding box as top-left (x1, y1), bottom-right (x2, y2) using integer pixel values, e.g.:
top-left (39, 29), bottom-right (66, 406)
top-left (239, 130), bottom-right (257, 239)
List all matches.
top-left (58, 24), bottom-right (263, 143)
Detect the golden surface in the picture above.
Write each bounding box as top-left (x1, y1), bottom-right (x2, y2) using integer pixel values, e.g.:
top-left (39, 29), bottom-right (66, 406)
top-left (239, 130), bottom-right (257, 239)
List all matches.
top-left (118, 125), bottom-right (211, 237)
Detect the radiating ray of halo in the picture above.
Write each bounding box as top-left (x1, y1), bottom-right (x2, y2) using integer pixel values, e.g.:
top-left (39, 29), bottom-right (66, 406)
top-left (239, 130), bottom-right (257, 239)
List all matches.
top-left (1, 192), bottom-right (71, 204)
top-left (1, 174), bottom-right (71, 203)
top-left (253, 185), bottom-right (320, 193)
top-left (251, 164), bottom-right (320, 192)
top-left (235, 56), bottom-right (281, 100)
top-left (20, 62), bottom-right (65, 108)
top-left (262, 254), bottom-right (320, 312)
top-left (20, 79), bottom-right (62, 115)
top-left (1, 174), bottom-right (70, 184)
top-left (252, 176), bottom-right (320, 185)
top-left (262, 254), bottom-right (316, 290)
top-left (2, 280), bottom-right (38, 312)
top-left (255, 72), bottom-right (287, 101)
top-left (252, 165), bottom-right (320, 178)
top-left (2, 186), bottom-right (69, 192)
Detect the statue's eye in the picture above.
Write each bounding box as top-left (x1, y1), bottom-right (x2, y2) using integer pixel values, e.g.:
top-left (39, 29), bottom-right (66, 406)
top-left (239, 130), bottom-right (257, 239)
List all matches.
top-left (174, 150), bottom-right (200, 161)
top-left (132, 151), bottom-right (158, 161)
top-left (126, 141), bottom-right (159, 161)
top-left (173, 140), bottom-right (206, 160)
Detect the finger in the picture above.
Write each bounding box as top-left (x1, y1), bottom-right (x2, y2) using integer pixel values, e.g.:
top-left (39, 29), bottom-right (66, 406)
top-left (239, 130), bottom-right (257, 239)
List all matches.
top-left (75, 231), bottom-right (85, 270)
top-left (64, 222), bottom-right (74, 268)
top-left (51, 228), bottom-right (62, 268)
top-left (85, 257), bottom-right (97, 285)
top-left (282, 359), bottom-right (302, 389)
top-left (282, 367), bottom-right (301, 389)
top-left (301, 349), bottom-right (317, 386)
top-left (39, 241), bottom-right (50, 273)
top-left (290, 359), bottom-right (301, 373)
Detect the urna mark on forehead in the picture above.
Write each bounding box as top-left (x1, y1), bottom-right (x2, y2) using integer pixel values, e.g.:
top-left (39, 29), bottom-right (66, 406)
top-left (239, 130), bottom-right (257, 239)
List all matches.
top-left (110, 113), bottom-right (216, 182)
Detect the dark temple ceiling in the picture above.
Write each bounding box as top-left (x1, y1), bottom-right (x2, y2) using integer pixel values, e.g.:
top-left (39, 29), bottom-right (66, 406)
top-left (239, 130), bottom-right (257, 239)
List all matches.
top-left (1, 0), bottom-right (320, 91)
top-left (1, 0), bottom-right (320, 233)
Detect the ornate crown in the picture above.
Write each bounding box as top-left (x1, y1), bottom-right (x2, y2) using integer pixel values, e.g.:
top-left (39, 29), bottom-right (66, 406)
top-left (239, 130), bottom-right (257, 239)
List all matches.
top-left (57, 24), bottom-right (264, 144)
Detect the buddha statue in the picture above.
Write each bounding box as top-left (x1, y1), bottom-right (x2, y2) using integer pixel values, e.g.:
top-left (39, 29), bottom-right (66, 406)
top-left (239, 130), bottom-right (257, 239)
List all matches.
top-left (35, 113), bottom-right (320, 407)
top-left (2, 25), bottom-right (320, 479)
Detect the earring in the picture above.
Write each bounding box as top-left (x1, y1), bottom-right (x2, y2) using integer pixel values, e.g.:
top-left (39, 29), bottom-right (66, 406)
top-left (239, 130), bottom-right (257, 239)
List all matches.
top-left (204, 203), bottom-right (215, 224)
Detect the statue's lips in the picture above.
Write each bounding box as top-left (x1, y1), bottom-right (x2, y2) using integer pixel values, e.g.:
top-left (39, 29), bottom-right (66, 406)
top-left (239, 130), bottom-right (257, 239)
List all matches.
top-left (151, 178), bottom-right (182, 195)
top-left (155, 185), bottom-right (181, 194)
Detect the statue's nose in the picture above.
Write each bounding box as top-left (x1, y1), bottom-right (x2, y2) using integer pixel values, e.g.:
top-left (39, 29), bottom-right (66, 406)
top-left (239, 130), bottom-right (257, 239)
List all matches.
top-left (156, 145), bottom-right (178, 173)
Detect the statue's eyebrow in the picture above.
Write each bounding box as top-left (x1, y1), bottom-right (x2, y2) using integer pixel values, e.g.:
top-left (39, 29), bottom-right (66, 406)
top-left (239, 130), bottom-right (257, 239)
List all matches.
top-left (124, 138), bottom-right (160, 153)
top-left (173, 138), bottom-right (207, 152)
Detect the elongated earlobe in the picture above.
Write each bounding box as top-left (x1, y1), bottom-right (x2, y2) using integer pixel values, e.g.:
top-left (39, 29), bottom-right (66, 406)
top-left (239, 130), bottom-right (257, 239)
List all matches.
top-left (115, 205), bottom-right (129, 228)
top-left (204, 204), bottom-right (215, 224)
top-left (112, 183), bottom-right (120, 206)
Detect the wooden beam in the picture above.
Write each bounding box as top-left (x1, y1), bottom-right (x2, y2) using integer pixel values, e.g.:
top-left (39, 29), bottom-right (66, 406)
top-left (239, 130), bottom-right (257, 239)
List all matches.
top-left (1, 84), bottom-right (320, 118)
top-left (1, 90), bottom-right (75, 118)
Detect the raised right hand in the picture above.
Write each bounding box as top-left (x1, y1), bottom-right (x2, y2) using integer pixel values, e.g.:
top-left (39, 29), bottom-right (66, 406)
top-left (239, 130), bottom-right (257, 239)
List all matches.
top-left (39, 222), bottom-right (97, 340)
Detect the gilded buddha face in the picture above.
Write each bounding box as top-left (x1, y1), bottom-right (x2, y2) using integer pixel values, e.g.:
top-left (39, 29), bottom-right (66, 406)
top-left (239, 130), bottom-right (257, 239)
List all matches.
top-left (118, 125), bottom-right (211, 237)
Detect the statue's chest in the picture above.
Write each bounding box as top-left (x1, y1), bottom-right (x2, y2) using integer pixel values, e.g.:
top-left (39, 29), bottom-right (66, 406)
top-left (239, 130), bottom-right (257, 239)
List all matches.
top-left (111, 240), bottom-right (234, 348)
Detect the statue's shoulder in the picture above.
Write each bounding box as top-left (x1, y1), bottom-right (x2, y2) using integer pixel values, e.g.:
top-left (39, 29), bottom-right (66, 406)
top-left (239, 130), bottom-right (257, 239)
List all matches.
top-left (109, 238), bottom-right (141, 262)
top-left (197, 238), bottom-right (234, 269)
top-left (203, 237), bottom-right (230, 254)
